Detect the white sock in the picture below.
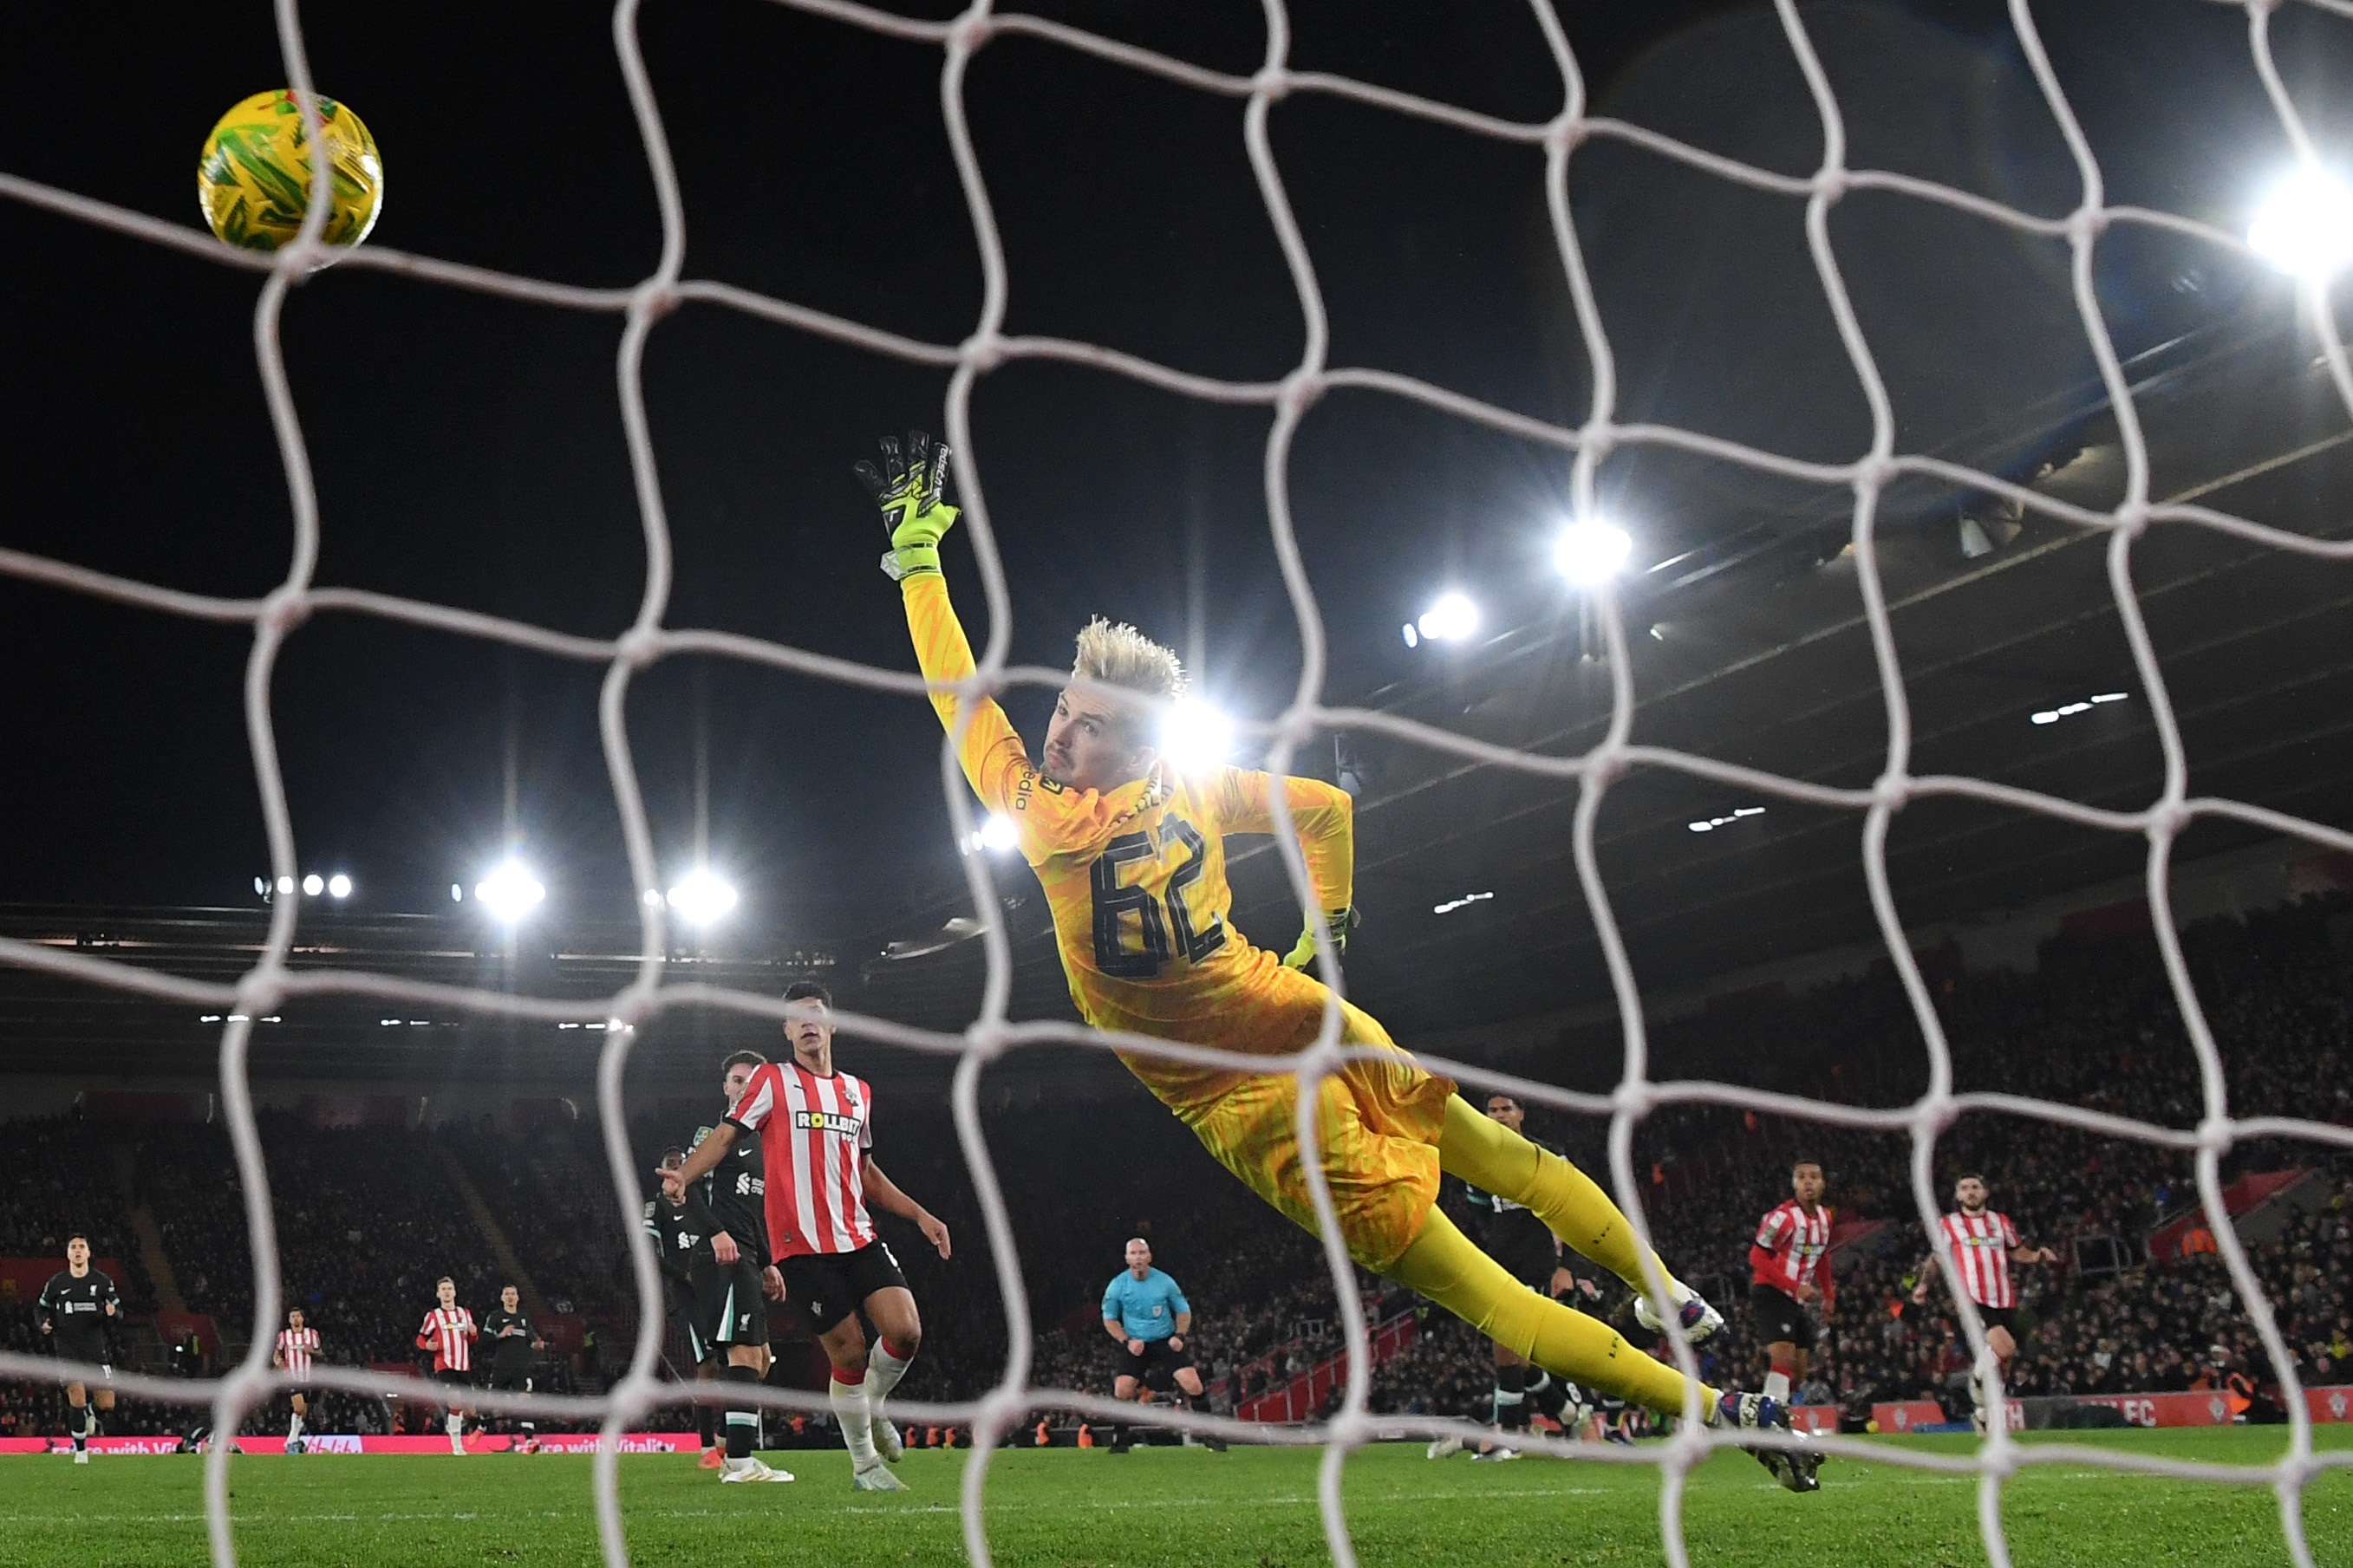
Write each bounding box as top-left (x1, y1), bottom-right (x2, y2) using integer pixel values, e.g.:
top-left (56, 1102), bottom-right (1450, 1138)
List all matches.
top-left (287, 1413), bottom-right (303, 1441)
top-left (446, 1413), bottom-right (462, 1437)
top-left (1763, 1370), bottom-right (1791, 1403)
top-left (830, 1378), bottom-right (878, 1467)
top-left (865, 1339), bottom-right (913, 1404)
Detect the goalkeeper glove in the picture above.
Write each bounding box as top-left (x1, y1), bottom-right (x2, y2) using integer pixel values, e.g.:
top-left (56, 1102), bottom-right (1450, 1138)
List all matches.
top-left (1281, 907), bottom-right (1358, 970)
top-left (856, 429), bottom-right (958, 581)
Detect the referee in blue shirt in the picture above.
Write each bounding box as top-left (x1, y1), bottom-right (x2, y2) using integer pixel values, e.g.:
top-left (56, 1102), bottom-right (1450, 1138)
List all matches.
top-left (1101, 1239), bottom-right (1225, 1452)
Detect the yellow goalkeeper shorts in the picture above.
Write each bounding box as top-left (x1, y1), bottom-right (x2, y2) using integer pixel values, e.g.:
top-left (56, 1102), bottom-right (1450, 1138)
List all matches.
top-left (1137, 967), bottom-right (1455, 1272)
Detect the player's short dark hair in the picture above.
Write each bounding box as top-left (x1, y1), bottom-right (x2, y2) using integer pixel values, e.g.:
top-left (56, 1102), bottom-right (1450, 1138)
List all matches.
top-left (782, 979), bottom-right (833, 1010)
top-left (1956, 1172), bottom-right (1985, 1185)
top-left (720, 1049), bottom-right (766, 1076)
top-left (659, 1146), bottom-right (686, 1167)
top-left (1792, 1157), bottom-right (1822, 1171)
top-left (65, 1233), bottom-right (88, 1248)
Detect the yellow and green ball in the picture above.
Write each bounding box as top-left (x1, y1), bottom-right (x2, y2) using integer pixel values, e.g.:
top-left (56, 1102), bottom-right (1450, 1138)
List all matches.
top-left (197, 89), bottom-right (382, 251)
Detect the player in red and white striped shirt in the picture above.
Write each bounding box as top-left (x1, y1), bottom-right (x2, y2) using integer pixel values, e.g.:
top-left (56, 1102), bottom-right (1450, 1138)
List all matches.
top-left (272, 1310), bottom-right (322, 1451)
top-left (667, 980), bottom-right (952, 1492)
top-left (1748, 1160), bottom-right (1835, 1411)
top-left (1913, 1174), bottom-right (2056, 1429)
top-left (415, 1277), bottom-right (479, 1454)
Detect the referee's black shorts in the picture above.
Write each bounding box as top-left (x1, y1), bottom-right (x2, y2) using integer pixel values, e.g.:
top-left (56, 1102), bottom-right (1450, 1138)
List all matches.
top-left (1748, 1283), bottom-right (1812, 1348)
top-left (778, 1242), bottom-right (906, 1335)
top-left (1117, 1336), bottom-right (1195, 1387)
top-left (688, 1254), bottom-right (768, 1361)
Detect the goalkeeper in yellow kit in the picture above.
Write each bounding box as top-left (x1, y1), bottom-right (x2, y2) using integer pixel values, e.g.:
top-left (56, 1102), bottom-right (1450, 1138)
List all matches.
top-left (861, 432), bottom-right (1815, 1488)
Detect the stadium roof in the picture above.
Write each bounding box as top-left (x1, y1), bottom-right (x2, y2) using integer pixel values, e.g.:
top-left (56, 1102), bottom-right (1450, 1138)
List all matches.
top-left (0, 2), bottom-right (2346, 1090)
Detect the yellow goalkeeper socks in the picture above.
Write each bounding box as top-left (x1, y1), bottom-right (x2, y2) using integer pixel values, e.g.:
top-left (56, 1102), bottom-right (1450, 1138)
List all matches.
top-left (1388, 1207), bottom-right (1711, 1418)
top-left (1436, 1094), bottom-right (1674, 1298)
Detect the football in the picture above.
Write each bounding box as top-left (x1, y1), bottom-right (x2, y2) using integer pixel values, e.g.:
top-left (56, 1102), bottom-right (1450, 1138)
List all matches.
top-left (196, 88), bottom-right (381, 250)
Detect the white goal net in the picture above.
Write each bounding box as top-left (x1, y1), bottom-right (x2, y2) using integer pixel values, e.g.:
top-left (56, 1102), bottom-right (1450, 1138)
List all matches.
top-left (3, 1), bottom-right (2353, 1565)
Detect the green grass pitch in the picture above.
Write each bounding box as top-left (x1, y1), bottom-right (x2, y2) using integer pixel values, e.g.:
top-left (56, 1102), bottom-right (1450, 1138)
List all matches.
top-left (3, 1429), bottom-right (2347, 1566)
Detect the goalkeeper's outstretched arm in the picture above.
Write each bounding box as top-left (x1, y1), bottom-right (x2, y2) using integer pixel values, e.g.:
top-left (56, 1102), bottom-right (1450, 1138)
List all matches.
top-left (863, 431), bottom-right (1170, 857)
top-left (857, 429), bottom-right (1040, 823)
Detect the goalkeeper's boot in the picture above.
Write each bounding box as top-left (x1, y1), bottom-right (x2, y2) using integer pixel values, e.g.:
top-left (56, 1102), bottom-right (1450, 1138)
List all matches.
top-left (1715, 1392), bottom-right (1820, 1493)
top-left (852, 1459), bottom-right (909, 1492)
top-left (1633, 1281), bottom-right (1724, 1344)
top-left (720, 1456), bottom-right (796, 1483)
top-left (871, 1412), bottom-right (904, 1465)
top-left (1425, 1434), bottom-right (1464, 1459)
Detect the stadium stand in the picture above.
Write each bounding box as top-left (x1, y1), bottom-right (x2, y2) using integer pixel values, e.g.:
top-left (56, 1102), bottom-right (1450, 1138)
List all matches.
top-left (1, 896), bottom-right (2347, 1440)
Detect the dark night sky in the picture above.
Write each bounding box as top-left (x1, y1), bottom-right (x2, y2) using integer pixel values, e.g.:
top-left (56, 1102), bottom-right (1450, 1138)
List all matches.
top-left (0, 0), bottom-right (2342, 956)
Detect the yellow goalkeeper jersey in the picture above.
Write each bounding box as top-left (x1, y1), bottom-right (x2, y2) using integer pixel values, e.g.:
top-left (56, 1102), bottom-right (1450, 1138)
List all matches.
top-left (902, 573), bottom-right (1354, 1113)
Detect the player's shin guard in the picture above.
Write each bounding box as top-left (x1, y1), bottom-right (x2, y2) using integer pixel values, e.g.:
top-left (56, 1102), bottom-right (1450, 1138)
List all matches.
top-left (1392, 1207), bottom-right (1711, 1421)
top-left (829, 1369), bottom-right (879, 1467)
top-left (866, 1338), bottom-right (914, 1403)
top-left (723, 1365), bottom-right (759, 1463)
top-left (1436, 1096), bottom-right (1674, 1298)
top-left (1493, 1363), bottom-right (1529, 1432)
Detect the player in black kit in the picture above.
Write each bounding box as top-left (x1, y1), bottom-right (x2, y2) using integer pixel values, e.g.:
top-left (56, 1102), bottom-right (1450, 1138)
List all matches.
top-left (482, 1285), bottom-right (546, 1453)
top-left (1427, 1096), bottom-right (1593, 1460)
top-left (38, 1235), bottom-right (120, 1463)
top-left (646, 1147), bottom-right (720, 1459)
top-left (689, 1051), bottom-right (791, 1483)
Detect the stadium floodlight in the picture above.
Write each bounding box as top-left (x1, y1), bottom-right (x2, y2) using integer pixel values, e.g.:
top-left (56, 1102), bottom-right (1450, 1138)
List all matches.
top-left (665, 868), bottom-right (740, 927)
top-left (2248, 165), bottom-right (2353, 281)
top-left (327, 874), bottom-right (352, 899)
top-left (1555, 516), bottom-right (1633, 585)
top-left (1159, 697), bottom-right (1235, 774)
top-left (301, 873), bottom-right (324, 896)
top-left (473, 860), bottom-right (546, 924)
top-left (275, 875), bottom-right (296, 895)
top-left (2030, 691), bottom-right (2129, 726)
top-left (252, 876), bottom-right (267, 897)
top-left (1413, 591), bottom-right (1481, 645)
top-left (961, 813), bottom-right (1020, 856)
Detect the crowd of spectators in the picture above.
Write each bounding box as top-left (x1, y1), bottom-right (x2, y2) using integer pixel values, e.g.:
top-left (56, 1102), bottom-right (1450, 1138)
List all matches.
top-left (0, 1116), bottom-right (153, 1310)
top-left (140, 1118), bottom-right (507, 1368)
top-left (1484, 895), bottom-right (2353, 1426)
top-left (3, 895), bottom-right (2349, 1441)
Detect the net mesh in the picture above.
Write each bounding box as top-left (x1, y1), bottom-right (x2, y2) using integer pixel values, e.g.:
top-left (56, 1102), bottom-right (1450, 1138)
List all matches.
top-left (4, 0), bottom-right (2353, 1563)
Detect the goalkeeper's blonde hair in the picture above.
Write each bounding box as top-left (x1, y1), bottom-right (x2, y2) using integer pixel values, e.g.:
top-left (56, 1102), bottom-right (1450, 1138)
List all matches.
top-left (1072, 616), bottom-right (1185, 704)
